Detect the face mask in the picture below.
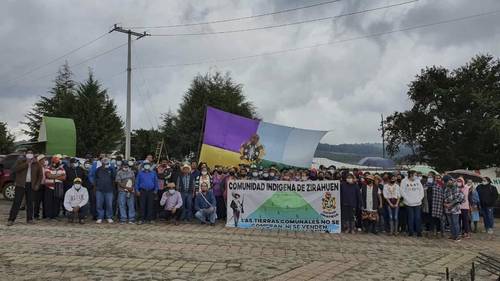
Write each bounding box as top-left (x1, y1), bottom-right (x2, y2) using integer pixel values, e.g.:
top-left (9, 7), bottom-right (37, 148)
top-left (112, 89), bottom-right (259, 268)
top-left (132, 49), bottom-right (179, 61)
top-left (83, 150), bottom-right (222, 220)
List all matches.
top-left (269, 172), bottom-right (275, 177)
top-left (427, 178), bottom-right (433, 184)
top-left (111, 159), bottom-right (116, 165)
top-left (457, 182), bottom-right (463, 187)
top-left (26, 153), bottom-right (34, 160)
top-left (201, 171), bottom-right (208, 176)
top-left (168, 189), bottom-right (175, 195)
top-left (105, 164), bottom-right (110, 169)
top-left (263, 173), bottom-right (269, 178)
top-left (123, 166), bottom-right (129, 171)
top-left (72, 162), bottom-right (79, 168)
top-left (74, 184), bottom-right (81, 190)
top-left (482, 181), bottom-right (488, 185)
top-left (84, 163), bottom-right (91, 169)
top-left (116, 161), bottom-right (122, 166)
top-left (128, 161), bottom-right (134, 167)
top-left (44, 160), bottom-right (49, 166)
top-left (258, 171), bottom-right (263, 176)
top-left (328, 169), bottom-right (335, 174)
top-left (144, 165), bottom-right (151, 170)
top-left (252, 172), bottom-right (258, 177)
top-left (302, 176), bottom-right (309, 181)
top-left (347, 178), bottom-right (354, 184)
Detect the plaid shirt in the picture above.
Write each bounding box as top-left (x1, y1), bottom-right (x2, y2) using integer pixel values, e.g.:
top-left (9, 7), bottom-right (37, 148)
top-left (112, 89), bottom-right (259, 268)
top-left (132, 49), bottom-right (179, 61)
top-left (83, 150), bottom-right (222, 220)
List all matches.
top-left (430, 185), bottom-right (444, 218)
top-left (444, 185), bottom-right (465, 215)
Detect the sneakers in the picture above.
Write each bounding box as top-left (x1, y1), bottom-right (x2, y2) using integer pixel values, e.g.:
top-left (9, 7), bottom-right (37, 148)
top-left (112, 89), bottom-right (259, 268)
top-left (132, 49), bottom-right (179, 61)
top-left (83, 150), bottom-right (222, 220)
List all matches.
top-left (107, 219), bottom-right (114, 224)
top-left (128, 221), bottom-right (135, 225)
top-left (96, 219), bottom-right (103, 224)
top-left (6, 221), bottom-right (14, 226)
top-left (487, 229), bottom-right (494, 235)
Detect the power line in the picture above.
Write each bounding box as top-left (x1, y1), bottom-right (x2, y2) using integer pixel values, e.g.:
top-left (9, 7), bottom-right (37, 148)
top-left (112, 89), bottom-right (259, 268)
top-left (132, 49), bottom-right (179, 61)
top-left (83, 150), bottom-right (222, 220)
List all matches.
top-left (3, 32), bottom-right (109, 84)
top-left (136, 10), bottom-right (500, 70)
top-left (128, 0), bottom-right (342, 29)
top-left (150, 0), bottom-right (418, 37)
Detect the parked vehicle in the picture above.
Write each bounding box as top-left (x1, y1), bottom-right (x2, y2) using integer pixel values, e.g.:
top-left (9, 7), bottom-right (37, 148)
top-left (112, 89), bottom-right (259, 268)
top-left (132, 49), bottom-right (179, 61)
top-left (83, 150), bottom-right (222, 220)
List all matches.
top-left (0, 153), bottom-right (22, 201)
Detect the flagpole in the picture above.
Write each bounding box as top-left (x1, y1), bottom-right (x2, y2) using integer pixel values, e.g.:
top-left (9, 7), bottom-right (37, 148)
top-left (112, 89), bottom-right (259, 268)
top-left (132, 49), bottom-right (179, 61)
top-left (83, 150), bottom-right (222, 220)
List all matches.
top-left (196, 105), bottom-right (208, 163)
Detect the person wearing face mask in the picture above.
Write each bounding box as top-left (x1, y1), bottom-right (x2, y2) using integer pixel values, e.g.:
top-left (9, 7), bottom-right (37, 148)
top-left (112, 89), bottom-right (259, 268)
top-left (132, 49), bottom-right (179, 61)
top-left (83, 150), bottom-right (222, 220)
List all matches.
top-left (115, 161), bottom-right (136, 224)
top-left (361, 175), bottom-right (382, 234)
top-left (95, 158), bottom-right (116, 224)
top-left (457, 178), bottom-right (472, 239)
top-left (135, 162), bottom-right (159, 224)
top-left (64, 158), bottom-right (85, 197)
top-left (159, 182), bottom-right (183, 225)
top-left (443, 176), bottom-right (464, 242)
top-left (211, 167), bottom-right (226, 220)
top-left (176, 164), bottom-right (196, 222)
top-left (195, 166), bottom-right (212, 192)
top-left (383, 175), bottom-right (401, 235)
top-left (428, 173), bottom-right (445, 238)
top-left (43, 155), bottom-right (67, 220)
top-left (63, 178), bottom-right (89, 224)
top-left (476, 177), bottom-right (498, 234)
top-left (268, 167), bottom-right (278, 181)
top-left (6, 150), bottom-right (44, 226)
top-left (249, 165), bottom-right (259, 180)
top-left (300, 171), bottom-right (309, 182)
top-left (340, 173), bottom-right (362, 233)
top-left (194, 182), bottom-right (217, 225)
top-left (400, 170), bottom-right (424, 237)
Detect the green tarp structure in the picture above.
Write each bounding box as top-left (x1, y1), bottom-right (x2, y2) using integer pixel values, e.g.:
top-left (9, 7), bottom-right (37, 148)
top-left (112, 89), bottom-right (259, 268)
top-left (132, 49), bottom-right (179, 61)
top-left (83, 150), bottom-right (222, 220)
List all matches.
top-left (37, 116), bottom-right (76, 156)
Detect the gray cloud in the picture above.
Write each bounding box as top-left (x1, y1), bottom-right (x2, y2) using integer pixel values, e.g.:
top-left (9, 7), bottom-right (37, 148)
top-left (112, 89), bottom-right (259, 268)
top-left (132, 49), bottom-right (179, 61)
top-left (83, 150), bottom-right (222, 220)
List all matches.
top-left (1, 0), bottom-right (500, 145)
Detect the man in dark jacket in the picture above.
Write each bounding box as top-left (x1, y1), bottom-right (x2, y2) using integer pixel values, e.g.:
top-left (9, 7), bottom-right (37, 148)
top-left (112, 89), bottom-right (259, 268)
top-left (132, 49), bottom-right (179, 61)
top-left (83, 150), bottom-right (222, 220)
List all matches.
top-left (177, 164), bottom-right (195, 221)
top-left (477, 177), bottom-right (498, 234)
top-left (340, 173), bottom-right (361, 233)
top-left (95, 158), bottom-right (115, 224)
top-left (7, 150), bottom-right (44, 226)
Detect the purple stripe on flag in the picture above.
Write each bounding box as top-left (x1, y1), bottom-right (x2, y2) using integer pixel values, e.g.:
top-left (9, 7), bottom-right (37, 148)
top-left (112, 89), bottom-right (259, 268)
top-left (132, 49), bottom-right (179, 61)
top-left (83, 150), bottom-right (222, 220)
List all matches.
top-left (203, 107), bottom-right (259, 153)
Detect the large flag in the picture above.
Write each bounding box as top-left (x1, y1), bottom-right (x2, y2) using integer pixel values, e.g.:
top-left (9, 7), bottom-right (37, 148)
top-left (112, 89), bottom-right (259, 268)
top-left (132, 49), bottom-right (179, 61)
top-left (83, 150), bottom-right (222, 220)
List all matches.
top-left (199, 107), bottom-right (328, 168)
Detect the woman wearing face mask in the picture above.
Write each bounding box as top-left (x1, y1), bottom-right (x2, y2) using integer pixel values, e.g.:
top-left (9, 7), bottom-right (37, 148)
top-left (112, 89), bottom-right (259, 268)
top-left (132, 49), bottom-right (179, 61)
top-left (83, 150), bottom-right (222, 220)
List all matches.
top-left (43, 155), bottom-right (67, 220)
top-left (458, 178), bottom-right (472, 239)
top-left (212, 167), bottom-right (226, 220)
top-left (195, 167), bottom-right (212, 192)
top-left (383, 175), bottom-right (401, 235)
top-left (340, 173), bottom-right (362, 233)
top-left (361, 175), bottom-right (382, 234)
top-left (428, 173), bottom-right (445, 238)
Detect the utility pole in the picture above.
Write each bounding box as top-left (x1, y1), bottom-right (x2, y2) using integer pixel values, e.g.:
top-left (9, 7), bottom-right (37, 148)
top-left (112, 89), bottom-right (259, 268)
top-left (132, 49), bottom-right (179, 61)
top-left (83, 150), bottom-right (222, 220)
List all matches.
top-left (381, 113), bottom-right (385, 158)
top-left (109, 24), bottom-right (150, 159)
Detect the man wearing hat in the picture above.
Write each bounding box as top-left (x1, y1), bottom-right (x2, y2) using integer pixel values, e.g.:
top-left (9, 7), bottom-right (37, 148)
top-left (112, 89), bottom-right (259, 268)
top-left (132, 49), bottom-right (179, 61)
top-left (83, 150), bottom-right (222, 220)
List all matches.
top-left (176, 163), bottom-right (195, 221)
top-left (159, 182), bottom-right (183, 225)
top-left (63, 178), bottom-right (89, 224)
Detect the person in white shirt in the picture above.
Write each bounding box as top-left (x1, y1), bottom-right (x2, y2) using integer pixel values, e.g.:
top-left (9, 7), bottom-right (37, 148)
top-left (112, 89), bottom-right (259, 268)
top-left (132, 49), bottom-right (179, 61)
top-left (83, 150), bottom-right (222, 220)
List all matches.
top-left (400, 171), bottom-right (424, 237)
top-left (383, 175), bottom-right (401, 235)
top-left (64, 178), bottom-right (89, 224)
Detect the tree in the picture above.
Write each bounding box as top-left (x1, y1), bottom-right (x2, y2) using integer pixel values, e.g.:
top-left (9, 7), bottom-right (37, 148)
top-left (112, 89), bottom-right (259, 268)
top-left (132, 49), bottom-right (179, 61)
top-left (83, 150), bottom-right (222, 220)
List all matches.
top-left (23, 64), bottom-right (123, 156)
top-left (73, 72), bottom-right (124, 156)
top-left (384, 54), bottom-right (500, 171)
top-left (24, 62), bottom-right (76, 139)
top-left (130, 128), bottom-right (162, 160)
top-left (161, 71), bottom-right (257, 159)
top-left (0, 122), bottom-right (15, 154)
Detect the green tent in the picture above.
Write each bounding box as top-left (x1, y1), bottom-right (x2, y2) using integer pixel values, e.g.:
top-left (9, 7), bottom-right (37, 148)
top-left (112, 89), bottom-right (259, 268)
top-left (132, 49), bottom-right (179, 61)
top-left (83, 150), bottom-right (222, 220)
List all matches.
top-left (38, 116), bottom-right (76, 156)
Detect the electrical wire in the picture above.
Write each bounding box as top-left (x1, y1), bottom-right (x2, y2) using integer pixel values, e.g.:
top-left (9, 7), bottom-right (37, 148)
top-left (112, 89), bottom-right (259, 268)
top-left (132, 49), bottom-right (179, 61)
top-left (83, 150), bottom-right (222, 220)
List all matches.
top-left (128, 0), bottom-right (342, 29)
top-left (136, 10), bottom-right (500, 70)
top-left (3, 32), bottom-right (109, 84)
top-left (150, 0), bottom-right (418, 37)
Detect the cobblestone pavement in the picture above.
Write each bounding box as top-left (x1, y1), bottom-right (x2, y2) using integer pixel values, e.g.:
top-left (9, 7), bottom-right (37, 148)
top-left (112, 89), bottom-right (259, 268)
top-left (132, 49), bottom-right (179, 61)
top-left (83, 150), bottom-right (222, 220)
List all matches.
top-left (0, 200), bottom-right (499, 281)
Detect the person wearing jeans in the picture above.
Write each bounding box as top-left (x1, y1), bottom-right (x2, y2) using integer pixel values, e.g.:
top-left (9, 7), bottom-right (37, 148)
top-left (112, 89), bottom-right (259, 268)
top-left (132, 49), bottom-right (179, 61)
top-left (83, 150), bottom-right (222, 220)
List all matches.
top-left (383, 175), bottom-right (401, 235)
top-left (400, 171), bottom-right (424, 237)
top-left (477, 177), bottom-right (498, 234)
top-left (115, 162), bottom-right (136, 224)
top-left (443, 175), bottom-right (465, 241)
top-left (94, 158), bottom-right (115, 224)
top-left (194, 182), bottom-right (217, 225)
top-left (177, 164), bottom-right (195, 221)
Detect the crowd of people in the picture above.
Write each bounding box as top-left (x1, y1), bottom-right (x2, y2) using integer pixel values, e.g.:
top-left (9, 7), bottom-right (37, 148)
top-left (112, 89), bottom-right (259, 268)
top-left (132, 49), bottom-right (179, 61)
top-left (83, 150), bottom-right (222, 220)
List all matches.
top-left (5, 150), bottom-right (498, 242)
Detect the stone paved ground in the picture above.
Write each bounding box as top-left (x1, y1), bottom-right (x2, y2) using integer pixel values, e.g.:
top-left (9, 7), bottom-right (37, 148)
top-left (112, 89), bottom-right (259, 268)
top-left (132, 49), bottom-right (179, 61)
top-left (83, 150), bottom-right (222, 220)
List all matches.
top-left (0, 200), bottom-right (499, 281)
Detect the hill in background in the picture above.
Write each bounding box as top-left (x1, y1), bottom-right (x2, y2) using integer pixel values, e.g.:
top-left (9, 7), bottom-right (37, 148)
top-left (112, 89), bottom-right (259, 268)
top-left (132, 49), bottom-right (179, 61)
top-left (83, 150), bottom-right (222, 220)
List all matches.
top-left (314, 143), bottom-right (413, 165)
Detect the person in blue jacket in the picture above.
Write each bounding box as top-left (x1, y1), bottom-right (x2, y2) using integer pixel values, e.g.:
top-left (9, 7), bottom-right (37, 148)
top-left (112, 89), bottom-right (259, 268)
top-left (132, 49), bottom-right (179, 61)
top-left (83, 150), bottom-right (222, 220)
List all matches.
top-left (194, 182), bottom-right (217, 225)
top-left (135, 162), bottom-right (158, 224)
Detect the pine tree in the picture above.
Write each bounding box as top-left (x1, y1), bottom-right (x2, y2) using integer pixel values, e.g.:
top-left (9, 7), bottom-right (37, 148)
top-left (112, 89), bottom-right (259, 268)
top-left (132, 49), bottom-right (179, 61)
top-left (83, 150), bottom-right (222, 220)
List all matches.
top-left (0, 122), bottom-right (15, 154)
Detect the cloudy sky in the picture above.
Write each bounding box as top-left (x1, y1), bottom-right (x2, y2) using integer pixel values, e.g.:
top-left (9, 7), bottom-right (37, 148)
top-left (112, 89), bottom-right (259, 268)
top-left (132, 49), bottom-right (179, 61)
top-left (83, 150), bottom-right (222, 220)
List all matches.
top-left (1, 0), bottom-right (499, 144)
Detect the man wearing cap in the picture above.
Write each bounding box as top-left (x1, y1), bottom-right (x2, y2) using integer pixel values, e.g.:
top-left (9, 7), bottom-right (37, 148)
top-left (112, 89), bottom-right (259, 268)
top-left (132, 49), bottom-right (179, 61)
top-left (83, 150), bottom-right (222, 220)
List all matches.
top-left (176, 164), bottom-right (195, 221)
top-left (7, 149), bottom-right (44, 226)
top-left (159, 182), bottom-right (183, 225)
top-left (116, 161), bottom-right (136, 224)
top-left (135, 161), bottom-right (159, 224)
top-left (63, 158), bottom-right (85, 214)
top-left (95, 158), bottom-right (116, 224)
top-left (63, 178), bottom-right (89, 224)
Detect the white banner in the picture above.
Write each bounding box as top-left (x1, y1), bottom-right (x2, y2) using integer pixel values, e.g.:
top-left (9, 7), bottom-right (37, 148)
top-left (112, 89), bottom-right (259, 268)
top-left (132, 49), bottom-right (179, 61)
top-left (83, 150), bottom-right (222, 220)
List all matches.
top-left (226, 180), bottom-right (341, 233)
